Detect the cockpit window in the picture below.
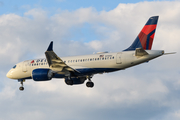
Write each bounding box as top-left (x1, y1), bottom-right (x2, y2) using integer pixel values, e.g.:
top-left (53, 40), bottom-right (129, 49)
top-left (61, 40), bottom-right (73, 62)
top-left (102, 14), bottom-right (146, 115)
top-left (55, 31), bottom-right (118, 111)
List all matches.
top-left (13, 65), bottom-right (16, 69)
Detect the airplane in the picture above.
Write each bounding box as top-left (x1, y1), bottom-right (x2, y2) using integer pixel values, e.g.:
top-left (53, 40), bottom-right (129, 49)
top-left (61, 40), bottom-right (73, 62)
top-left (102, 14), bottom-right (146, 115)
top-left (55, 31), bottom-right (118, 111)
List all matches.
top-left (6, 16), bottom-right (175, 91)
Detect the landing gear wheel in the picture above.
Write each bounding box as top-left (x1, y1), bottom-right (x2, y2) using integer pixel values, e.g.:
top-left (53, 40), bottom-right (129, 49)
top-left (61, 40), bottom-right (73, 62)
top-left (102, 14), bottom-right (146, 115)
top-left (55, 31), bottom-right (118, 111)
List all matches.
top-left (18, 79), bottom-right (25, 91)
top-left (86, 82), bottom-right (94, 88)
top-left (19, 87), bottom-right (24, 91)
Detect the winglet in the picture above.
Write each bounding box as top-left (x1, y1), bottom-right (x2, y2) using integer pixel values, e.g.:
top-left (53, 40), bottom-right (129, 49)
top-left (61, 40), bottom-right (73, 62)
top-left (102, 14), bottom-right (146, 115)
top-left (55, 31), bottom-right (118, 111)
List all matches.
top-left (47, 41), bottom-right (53, 51)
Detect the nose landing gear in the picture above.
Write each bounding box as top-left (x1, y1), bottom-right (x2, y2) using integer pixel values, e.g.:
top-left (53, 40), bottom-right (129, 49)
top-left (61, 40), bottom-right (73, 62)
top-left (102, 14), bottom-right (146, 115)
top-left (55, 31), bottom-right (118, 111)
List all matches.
top-left (18, 79), bottom-right (25, 91)
top-left (86, 76), bottom-right (94, 88)
top-left (19, 86), bottom-right (24, 91)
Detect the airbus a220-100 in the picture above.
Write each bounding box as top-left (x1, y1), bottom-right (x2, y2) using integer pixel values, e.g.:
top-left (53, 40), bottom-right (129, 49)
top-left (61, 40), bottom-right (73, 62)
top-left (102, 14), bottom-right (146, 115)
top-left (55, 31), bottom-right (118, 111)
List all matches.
top-left (6, 16), bottom-right (174, 91)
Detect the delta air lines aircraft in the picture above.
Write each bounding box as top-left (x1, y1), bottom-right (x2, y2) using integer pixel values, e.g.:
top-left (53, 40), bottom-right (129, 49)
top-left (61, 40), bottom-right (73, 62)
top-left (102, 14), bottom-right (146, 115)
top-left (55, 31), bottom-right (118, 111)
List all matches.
top-left (6, 16), bottom-right (174, 91)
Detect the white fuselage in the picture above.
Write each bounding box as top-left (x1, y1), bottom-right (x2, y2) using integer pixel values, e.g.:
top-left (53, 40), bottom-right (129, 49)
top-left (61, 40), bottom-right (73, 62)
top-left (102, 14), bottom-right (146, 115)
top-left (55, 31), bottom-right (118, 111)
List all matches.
top-left (6, 50), bottom-right (164, 80)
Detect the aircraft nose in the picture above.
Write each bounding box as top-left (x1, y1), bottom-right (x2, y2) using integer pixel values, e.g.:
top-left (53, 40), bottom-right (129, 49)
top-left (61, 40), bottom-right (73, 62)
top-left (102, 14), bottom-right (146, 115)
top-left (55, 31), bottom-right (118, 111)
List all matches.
top-left (6, 71), bottom-right (11, 78)
top-left (6, 70), bottom-right (13, 79)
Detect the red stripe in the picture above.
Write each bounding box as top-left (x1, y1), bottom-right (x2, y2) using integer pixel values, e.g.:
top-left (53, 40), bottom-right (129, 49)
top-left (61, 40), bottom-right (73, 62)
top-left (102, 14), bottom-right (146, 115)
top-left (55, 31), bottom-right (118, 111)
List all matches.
top-left (31, 60), bottom-right (34, 63)
top-left (141, 25), bottom-right (157, 35)
top-left (138, 32), bottom-right (147, 50)
top-left (148, 33), bottom-right (155, 49)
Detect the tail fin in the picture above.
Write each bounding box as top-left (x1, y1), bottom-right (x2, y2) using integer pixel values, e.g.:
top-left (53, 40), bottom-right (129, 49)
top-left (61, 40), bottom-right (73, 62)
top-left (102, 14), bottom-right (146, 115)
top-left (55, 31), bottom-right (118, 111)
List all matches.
top-left (124, 16), bottom-right (159, 51)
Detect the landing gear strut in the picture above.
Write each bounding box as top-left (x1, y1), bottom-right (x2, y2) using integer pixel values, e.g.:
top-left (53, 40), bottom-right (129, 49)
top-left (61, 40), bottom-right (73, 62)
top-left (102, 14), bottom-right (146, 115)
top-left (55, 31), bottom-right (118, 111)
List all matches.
top-left (86, 76), bottom-right (94, 88)
top-left (18, 79), bottom-right (25, 91)
top-left (65, 72), bottom-right (73, 85)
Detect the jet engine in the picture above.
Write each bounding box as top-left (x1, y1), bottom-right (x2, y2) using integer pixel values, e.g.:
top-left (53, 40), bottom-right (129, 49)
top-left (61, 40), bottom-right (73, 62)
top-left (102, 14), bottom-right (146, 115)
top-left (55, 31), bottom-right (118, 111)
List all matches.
top-left (32, 68), bottom-right (54, 81)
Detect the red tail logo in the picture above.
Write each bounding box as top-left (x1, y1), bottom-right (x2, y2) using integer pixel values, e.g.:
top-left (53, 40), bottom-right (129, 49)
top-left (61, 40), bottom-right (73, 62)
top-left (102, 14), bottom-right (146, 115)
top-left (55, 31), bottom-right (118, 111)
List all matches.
top-left (124, 16), bottom-right (159, 51)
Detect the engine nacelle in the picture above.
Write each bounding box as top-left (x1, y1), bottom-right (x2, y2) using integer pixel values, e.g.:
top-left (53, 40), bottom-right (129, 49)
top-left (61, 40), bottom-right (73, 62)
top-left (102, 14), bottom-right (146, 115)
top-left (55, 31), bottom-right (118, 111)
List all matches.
top-left (32, 68), bottom-right (54, 81)
top-left (65, 77), bottom-right (86, 85)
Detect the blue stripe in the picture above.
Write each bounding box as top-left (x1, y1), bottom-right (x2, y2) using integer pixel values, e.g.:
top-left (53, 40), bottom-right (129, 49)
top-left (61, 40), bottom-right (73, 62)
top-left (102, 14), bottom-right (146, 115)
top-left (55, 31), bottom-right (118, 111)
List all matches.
top-left (124, 37), bottom-right (143, 51)
top-left (17, 68), bottom-right (121, 80)
top-left (18, 77), bottom-right (32, 80)
top-left (53, 68), bottom-right (120, 78)
top-left (145, 16), bottom-right (159, 25)
top-left (146, 29), bottom-right (156, 49)
top-left (76, 68), bottom-right (120, 75)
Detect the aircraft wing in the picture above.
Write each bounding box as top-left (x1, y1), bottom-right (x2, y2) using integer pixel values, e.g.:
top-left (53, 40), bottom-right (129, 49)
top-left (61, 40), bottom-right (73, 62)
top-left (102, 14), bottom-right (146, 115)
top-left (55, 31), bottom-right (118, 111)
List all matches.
top-left (45, 41), bottom-right (79, 73)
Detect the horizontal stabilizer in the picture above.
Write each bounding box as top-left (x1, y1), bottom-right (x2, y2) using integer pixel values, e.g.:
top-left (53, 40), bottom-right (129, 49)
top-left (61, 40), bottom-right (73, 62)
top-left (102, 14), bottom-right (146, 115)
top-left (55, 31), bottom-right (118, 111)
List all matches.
top-left (163, 52), bottom-right (176, 55)
top-left (135, 48), bottom-right (148, 56)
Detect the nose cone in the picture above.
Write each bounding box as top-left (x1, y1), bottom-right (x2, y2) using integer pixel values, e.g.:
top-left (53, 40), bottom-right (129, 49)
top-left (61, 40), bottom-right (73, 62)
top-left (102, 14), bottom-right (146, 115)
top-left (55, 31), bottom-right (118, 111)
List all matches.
top-left (6, 73), bottom-right (10, 78)
top-left (6, 69), bottom-right (13, 79)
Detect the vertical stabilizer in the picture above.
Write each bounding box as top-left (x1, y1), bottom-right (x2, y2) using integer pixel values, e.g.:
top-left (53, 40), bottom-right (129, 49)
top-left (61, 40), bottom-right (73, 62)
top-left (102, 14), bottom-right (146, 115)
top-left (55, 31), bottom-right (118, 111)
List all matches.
top-left (124, 16), bottom-right (159, 51)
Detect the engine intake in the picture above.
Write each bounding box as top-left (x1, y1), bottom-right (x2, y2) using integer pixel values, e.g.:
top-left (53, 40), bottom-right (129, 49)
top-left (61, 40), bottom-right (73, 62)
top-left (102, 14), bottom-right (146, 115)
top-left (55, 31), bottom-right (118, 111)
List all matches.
top-left (32, 68), bottom-right (54, 81)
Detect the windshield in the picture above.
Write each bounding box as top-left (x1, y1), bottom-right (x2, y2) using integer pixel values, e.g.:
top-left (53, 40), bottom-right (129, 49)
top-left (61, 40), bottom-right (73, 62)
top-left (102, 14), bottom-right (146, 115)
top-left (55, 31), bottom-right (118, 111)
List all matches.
top-left (13, 65), bottom-right (16, 69)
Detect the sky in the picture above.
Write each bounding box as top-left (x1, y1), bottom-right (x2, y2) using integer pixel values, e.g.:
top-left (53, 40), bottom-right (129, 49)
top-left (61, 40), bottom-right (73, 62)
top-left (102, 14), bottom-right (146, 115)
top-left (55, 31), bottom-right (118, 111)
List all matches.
top-left (0, 0), bottom-right (180, 120)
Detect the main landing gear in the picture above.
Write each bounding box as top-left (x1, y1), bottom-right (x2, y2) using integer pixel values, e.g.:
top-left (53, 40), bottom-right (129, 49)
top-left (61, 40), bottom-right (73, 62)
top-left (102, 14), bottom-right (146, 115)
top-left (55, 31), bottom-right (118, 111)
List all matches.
top-left (65, 74), bottom-right (73, 85)
top-left (18, 79), bottom-right (25, 91)
top-left (86, 76), bottom-right (94, 88)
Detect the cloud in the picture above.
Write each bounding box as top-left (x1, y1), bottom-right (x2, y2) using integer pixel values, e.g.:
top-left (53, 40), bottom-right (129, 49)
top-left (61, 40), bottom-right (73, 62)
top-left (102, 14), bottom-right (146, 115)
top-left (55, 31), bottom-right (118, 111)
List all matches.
top-left (1, 1), bottom-right (180, 120)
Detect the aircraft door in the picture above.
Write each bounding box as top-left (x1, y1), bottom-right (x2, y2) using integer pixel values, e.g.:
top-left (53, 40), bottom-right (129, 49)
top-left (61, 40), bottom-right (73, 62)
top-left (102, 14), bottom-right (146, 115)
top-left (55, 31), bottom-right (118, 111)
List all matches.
top-left (22, 61), bottom-right (28, 72)
top-left (116, 53), bottom-right (122, 64)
